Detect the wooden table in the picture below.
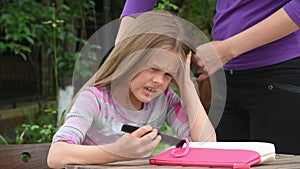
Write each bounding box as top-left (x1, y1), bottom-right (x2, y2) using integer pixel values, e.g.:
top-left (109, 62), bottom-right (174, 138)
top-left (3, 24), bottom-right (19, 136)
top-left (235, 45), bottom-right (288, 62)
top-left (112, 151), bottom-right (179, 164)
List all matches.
top-left (65, 154), bottom-right (300, 169)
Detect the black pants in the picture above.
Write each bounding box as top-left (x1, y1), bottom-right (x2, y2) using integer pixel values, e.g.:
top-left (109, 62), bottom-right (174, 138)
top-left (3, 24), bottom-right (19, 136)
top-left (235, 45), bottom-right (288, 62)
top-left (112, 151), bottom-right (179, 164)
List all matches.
top-left (216, 56), bottom-right (300, 154)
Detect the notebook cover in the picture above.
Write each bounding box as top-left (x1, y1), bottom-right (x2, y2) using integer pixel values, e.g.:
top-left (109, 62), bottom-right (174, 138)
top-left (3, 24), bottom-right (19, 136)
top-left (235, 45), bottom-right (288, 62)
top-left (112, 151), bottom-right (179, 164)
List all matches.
top-left (149, 147), bottom-right (261, 169)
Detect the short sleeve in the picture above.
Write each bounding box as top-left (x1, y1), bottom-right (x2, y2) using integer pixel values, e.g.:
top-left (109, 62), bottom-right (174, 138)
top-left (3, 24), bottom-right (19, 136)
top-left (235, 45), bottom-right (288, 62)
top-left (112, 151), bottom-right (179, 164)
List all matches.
top-left (120, 0), bottom-right (159, 19)
top-left (284, 0), bottom-right (300, 27)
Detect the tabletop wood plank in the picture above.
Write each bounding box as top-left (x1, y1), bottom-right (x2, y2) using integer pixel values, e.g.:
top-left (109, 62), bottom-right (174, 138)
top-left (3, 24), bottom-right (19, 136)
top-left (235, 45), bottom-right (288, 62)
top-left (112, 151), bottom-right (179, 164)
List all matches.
top-left (252, 154), bottom-right (300, 169)
top-left (65, 154), bottom-right (300, 169)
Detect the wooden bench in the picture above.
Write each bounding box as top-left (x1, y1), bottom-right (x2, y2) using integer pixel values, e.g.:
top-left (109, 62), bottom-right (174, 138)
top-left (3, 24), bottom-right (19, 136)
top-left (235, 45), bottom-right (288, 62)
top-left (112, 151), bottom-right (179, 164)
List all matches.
top-left (0, 143), bottom-right (51, 169)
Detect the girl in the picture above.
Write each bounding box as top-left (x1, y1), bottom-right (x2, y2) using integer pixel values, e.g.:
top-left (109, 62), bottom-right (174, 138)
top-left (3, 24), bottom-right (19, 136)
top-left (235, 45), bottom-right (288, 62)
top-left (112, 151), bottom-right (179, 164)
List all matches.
top-left (47, 11), bottom-right (216, 168)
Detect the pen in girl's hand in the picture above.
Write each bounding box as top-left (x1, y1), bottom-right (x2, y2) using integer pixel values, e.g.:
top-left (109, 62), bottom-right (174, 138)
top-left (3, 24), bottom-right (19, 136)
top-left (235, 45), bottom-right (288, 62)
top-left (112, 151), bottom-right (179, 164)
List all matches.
top-left (121, 124), bottom-right (184, 146)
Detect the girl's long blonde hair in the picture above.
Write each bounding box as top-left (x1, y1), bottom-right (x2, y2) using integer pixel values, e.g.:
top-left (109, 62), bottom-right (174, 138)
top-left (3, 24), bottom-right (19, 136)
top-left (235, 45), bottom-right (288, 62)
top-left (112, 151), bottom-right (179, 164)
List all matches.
top-left (65, 11), bottom-right (211, 120)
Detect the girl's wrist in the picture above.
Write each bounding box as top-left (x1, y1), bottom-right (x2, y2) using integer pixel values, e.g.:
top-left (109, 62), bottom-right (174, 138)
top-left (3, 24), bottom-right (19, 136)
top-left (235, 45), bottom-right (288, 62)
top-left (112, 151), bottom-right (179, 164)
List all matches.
top-left (99, 144), bottom-right (134, 162)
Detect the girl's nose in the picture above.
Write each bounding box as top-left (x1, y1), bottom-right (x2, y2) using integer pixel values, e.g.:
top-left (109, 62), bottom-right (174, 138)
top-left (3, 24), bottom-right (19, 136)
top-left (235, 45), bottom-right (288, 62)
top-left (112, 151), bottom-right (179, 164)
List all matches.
top-left (152, 73), bottom-right (164, 85)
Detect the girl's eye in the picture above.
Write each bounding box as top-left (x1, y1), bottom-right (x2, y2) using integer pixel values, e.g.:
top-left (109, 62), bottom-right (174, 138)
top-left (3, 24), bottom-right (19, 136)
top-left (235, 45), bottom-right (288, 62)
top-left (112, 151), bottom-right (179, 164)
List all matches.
top-left (150, 68), bottom-right (172, 78)
top-left (150, 68), bottom-right (162, 73)
top-left (151, 68), bottom-right (159, 71)
top-left (166, 73), bottom-right (172, 77)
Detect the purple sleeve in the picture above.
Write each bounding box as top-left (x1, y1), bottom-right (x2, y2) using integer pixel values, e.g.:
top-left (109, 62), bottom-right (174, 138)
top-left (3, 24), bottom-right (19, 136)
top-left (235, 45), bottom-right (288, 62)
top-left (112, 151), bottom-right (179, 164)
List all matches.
top-left (284, 0), bottom-right (300, 27)
top-left (120, 0), bottom-right (159, 19)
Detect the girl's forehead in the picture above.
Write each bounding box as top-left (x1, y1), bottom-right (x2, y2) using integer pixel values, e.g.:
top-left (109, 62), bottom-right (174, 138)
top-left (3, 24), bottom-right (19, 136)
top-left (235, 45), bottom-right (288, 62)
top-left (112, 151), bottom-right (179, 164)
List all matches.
top-left (146, 50), bottom-right (183, 73)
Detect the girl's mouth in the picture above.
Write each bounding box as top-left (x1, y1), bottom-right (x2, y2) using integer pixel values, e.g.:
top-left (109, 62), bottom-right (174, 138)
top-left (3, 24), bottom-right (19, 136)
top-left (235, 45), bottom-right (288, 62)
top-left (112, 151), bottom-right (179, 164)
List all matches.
top-left (144, 87), bottom-right (154, 96)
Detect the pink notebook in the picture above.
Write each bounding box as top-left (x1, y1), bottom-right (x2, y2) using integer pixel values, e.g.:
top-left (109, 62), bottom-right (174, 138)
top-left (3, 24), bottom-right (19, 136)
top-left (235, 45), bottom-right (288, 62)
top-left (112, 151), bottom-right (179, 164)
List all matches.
top-left (150, 147), bottom-right (260, 169)
top-left (149, 139), bottom-right (275, 169)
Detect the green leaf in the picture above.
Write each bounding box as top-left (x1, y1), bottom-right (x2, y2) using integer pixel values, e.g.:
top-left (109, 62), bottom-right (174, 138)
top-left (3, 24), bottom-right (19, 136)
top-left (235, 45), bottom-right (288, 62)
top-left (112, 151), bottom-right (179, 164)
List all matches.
top-left (0, 135), bottom-right (9, 145)
top-left (20, 52), bottom-right (27, 60)
top-left (30, 125), bottom-right (40, 131)
top-left (25, 36), bottom-right (34, 45)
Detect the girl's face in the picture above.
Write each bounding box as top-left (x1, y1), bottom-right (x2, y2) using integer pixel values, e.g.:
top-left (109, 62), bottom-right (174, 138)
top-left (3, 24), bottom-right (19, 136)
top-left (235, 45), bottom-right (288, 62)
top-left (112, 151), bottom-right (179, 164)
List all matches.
top-left (129, 50), bottom-right (182, 110)
top-left (129, 68), bottom-right (172, 109)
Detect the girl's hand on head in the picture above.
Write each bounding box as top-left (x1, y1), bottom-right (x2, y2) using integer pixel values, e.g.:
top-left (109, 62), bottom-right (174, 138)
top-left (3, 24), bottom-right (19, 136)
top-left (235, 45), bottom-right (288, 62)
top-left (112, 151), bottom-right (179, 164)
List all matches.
top-left (186, 52), bottom-right (192, 72)
top-left (191, 50), bottom-right (209, 81)
top-left (185, 52), bottom-right (195, 81)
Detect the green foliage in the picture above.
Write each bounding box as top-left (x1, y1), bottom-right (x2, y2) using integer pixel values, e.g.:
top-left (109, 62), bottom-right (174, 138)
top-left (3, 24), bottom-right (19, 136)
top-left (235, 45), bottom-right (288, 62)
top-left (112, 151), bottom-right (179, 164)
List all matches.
top-left (152, 123), bottom-right (176, 155)
top-left (21, 153), bottom-right (31, 163)
top-left (0, 0), bottom-right (40, 60)
top-left (178, 0), bottom-right (217, 39)
top-left (154, 0), bottom-right (217, 39)
top-left (0, 0), bottom-right (93, 77)
top-left (73, 44), bottom-right (102, 82)
top-left (0, 109), bottom-right (63, 144)
top-left (155, 0), bottom-right (179, 11)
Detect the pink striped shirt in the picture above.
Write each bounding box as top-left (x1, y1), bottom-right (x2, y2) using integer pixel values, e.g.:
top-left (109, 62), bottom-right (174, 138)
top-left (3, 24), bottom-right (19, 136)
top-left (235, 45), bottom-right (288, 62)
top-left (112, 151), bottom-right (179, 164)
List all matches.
top-left (52, 86), bottom-right (189, 145)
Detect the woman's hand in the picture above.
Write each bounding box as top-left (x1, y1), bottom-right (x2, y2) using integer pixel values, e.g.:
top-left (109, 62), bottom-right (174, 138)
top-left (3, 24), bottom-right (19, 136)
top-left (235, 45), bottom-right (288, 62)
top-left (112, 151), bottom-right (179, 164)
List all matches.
top-left (193, 41), bottom-right (232, 81)
top-left (194, 8), bottom-right (300, 82)
top-left (100, 125), bottom-right (161, 160)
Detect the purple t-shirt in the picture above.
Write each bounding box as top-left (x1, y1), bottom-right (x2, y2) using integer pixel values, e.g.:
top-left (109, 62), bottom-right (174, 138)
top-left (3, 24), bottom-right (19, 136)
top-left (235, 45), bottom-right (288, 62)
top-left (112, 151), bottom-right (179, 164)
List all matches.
top-left (212, 0), bottom-right (300, 70)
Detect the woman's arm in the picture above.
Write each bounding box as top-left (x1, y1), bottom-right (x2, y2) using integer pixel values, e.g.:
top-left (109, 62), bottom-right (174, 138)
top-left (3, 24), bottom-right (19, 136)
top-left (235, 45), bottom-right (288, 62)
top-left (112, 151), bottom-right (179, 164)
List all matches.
top-left (196, 4), bottom-right (300, 81)
top-left (115, 0), bottom-right (159, 44)
top-left (115, 16), bottom-right (135, 44)
top-left (222, 8), bottom-right (299, 61)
